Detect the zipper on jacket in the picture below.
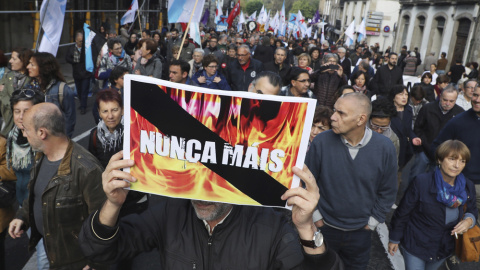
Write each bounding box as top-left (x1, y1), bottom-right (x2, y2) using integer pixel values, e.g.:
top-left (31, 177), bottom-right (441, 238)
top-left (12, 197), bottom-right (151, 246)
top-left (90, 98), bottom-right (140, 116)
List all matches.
top-left (207, 235), bottom-right (213, 270)
top-left (192, 261), bottom-right (196, 269)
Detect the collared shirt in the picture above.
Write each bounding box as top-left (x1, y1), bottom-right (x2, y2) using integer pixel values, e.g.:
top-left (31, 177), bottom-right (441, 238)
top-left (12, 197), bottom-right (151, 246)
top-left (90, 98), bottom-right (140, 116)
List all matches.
top-left (202, 208), bottom-right (233, 236)
top-left (456, 93), bottom-right (472, 111)
top-left (341, 127), bottom-right (373, 159)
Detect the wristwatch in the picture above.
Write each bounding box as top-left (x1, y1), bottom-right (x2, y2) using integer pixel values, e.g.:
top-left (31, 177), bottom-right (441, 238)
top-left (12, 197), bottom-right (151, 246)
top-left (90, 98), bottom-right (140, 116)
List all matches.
top-left (299, 229), bottom-right (324, 248)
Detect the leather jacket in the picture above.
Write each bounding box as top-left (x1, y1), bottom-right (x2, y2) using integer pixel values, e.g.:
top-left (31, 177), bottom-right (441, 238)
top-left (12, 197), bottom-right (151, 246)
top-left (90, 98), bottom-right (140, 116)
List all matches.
top-left (16, 140), bottom-right (106, 269)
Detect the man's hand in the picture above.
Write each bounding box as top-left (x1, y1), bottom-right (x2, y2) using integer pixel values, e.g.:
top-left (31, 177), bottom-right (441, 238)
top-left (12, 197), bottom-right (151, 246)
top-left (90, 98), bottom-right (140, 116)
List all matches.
top-left (412, 137), bottom-right (422, 146)
top-left (388, 242), bottom-right (398, 256)
top-left (197, 76), bottom-right (206, 83)
top-left (8, 219), bottom-right (25, 239)
top-left (99, 151), bottom-right (136, 226)
top-left (336, 64), bottom-right (343, 77)
top-left (282, 165), bottom-right (324, 254)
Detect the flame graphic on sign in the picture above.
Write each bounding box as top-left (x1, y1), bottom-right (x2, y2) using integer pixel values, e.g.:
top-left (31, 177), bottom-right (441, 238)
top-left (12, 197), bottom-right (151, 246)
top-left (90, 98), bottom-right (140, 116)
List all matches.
top-left (129, 85), bottom-right (309, 205)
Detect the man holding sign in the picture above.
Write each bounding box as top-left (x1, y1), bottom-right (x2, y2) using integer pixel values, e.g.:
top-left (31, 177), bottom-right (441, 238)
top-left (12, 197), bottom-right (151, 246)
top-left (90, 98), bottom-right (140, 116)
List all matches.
top-left (79, 152), bottom-right (342, 269)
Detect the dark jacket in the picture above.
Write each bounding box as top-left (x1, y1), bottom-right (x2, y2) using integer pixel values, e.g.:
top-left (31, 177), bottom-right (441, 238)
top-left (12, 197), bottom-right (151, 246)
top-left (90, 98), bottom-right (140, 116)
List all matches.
top-left (310, 71), bottom-right (347, 109)
top-left (371, 64), bottom-right (404, 96)
top-left (390, 171), bottom-right (478, 262)
top-left (414, 82), bottom-right (436, 102)
top-left (16, 141), bottom-right (106, 270)
top-left (191, 70), bottom-right (231, 90)
top-left (65, 44), bottom-right (93, 80)
top-left (225, 58), bottom-right (264, 91)
top-left (431, 109), bottom-right (480, 184)
top-left (79, 198), bottom-right (343, 270)
top-left (204, 46), bottom-right (225, 62)
top-left (414, 101), bottom-right (464, 160)
top-left (391, 105), bottom-right (417, 168)
top-left (309, 58), bottom-right (322, 72)
top-left (253, 45), bottom-right (274, 63)
top-left (264, 61), bottom-right (292, 85)
top-left (339, 57), bottom-right (352, 79)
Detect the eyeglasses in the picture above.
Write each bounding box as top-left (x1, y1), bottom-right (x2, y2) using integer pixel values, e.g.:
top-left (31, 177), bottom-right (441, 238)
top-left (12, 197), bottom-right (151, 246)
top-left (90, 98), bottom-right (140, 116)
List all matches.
top-left (237, 54), bottom-right (249, 57)
top-left (370, 122), bottom-right (390, 131)
top-left (12, 89), bottom-right (43, 98)
top-left (296, 79), bottom-right (311, 83)
top-left (207, 65), bottom-right (218, 69)
top-left (236, 42), bottom-right (243, 44)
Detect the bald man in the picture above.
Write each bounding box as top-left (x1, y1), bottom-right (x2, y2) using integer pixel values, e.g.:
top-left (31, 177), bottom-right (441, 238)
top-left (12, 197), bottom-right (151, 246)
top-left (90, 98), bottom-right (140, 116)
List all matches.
top-left (9, 103), bottom-right (106, 269)
top-left (305, 92), bottom-right (397, 270)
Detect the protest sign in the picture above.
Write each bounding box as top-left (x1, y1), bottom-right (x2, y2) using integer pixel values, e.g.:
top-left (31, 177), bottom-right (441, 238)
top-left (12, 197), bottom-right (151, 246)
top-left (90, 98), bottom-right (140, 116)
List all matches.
top-left (216, 15), bottom-right (228, 32)
top-left (123, 75), bottom-right (316, 207)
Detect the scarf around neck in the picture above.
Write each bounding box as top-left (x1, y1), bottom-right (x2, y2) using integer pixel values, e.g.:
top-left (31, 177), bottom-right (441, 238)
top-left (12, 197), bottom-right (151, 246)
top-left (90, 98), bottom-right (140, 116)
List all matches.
top-left (7, 126), bottom-right (34, 170)
top-left (109, 50), bottom-right (126, 66)
top-left (202, 70), bottom-right (217, 86)
top-left (97, 117), bottom-right (124, 153)
top-left (353, 84), bottom-right (367, 94)
top-left (13, 71), bottom-right (28, 90)
top-left (434, 166), bottom-right (467, 208)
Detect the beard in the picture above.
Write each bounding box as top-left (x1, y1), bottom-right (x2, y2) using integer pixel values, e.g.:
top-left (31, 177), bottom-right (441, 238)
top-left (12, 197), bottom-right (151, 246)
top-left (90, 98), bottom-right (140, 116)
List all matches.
top-left (191, 200), bottom-right (233, 222)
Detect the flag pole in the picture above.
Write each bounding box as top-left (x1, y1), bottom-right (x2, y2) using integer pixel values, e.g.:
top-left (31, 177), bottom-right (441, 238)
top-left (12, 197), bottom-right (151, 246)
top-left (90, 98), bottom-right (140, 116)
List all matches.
top-left (137, 0), bottom-right (143, 30)
top-left (176, 0), bottom-right (200, 60)
top-left (128, 0), bottom-right (146, 32)
top-left (34, 0), bottom-right (51, 51)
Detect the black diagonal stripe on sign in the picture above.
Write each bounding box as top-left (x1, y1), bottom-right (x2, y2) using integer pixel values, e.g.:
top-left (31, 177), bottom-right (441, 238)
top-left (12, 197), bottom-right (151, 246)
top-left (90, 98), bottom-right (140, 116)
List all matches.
top-left (131, 80), bottom-right (288, 206)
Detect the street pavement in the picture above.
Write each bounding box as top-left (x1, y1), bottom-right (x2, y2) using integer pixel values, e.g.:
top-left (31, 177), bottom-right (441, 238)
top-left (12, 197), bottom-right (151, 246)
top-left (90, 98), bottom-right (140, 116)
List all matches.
top-left (5, 62), bottom-right (480, 270)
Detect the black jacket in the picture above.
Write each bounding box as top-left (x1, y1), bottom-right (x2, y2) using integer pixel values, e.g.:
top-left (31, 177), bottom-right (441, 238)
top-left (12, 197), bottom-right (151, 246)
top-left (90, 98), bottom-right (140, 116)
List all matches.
top-left (391, 105), bottom-right (417, 169)
top-left (79, 198), bottom-right (343, 270)
top-left (253, 45), bottom-right (274, 63)
top-left (65, 44), bottom-right (92, 80)
top-left (414, 82), bottom-right (435, 102)
top-left (339, 57), bottom-right (352, 79)
top-left (264, 61), bottom-right (292, 85)
top-left (225, 58), bottom-right (264, 91)
top-left (414, 101), bottom-right (464, 160)
top-left (371, 65), bottom-right (404, 96)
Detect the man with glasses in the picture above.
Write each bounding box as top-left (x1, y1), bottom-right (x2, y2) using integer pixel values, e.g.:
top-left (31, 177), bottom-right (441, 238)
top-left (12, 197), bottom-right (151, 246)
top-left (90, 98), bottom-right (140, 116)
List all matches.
top-left (280, 67), bottom-right (315, 98)
top-left (265, 47), bottom-right (291, 85)
top-left (225, 45), bottom-right (264, 91)
top-left (97, 38), bottom-right (132, 89)
top-left (411, 85), bottom-right (464, 179)
top-left (370, 98), bottom-right (400, 157)
top-left (456, 79), bottom-right (477, 110)
top-left (204, 35), bottom-right (225, 62)
top-left (337, 47), bottom-right (351, 80)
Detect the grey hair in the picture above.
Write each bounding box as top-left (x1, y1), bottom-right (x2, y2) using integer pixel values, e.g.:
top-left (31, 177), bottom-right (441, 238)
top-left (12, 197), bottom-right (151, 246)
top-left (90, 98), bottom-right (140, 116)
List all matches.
top-left (323, 53), bottom-right (339, 63)
top-left (251, 71), bottom-right (283, 90)
top-left (337, 47), bottom-right (346, 53)
top-left (237, 44), bottom-right (251, 54)
top-left (275, 47), bottom-right (287, 55)
top-left (341, 92), bottom-right (372, 119)
top-left (441, 84), bottom-right (459, 96)
top-left (193, 48), bottom-right (204, 55)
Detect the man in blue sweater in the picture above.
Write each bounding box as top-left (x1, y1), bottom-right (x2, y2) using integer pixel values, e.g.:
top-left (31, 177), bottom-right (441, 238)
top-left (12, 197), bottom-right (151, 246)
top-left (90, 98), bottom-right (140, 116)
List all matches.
top-left (306, 92), bottom-right (398, 270)
top-left (432, 85), bottom-right (480, 222)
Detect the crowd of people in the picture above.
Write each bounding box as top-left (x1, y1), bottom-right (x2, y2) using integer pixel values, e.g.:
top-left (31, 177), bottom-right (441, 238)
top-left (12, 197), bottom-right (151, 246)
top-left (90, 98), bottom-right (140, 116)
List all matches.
top-left (0, 20), bottom-right (479, 270)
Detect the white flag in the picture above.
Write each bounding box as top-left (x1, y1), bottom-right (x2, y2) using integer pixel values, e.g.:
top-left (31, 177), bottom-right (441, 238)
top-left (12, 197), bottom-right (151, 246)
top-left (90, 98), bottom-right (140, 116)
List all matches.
top-left (215, 1), bottom-right (223, 24)
top-left (345, 20), bottom-right (356, 41)
top-left (168, 0), bottom-right (206, 23)
top-left (120, 0), bottom-right (138, 25)
top-left (258, 5), bottom-right (266, 24)
top-left (238, 10), bottom-right (245, 24)
top-left (189, 22), bottom-right (202, 47)
top-left (38, 0), bottom-right (67, 56)
top-left (248, 11), bottom-right (257, 21)
top-left (357, 18), bottom-right (367, 42)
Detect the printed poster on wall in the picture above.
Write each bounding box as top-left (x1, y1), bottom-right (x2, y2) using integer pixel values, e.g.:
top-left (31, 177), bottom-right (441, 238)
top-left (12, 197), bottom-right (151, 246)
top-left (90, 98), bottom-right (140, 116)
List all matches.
top-left (123, 75), bottom-right (316, 208)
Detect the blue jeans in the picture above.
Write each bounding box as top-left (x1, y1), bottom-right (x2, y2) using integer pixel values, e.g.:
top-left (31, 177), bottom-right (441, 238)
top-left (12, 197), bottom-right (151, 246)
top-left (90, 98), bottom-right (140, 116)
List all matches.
top-left (437, 70), bottom-right (446, 75)
top-left (15, 162), bottom-right (33, 205)
top-left (321, 225), bottom-right (372, 270)
top-left (400, 245), bottom-right (445, 270)
top-left (36, 238), bottom-right (49, 270)
top-left (74, 78), bottom-right (91, 109)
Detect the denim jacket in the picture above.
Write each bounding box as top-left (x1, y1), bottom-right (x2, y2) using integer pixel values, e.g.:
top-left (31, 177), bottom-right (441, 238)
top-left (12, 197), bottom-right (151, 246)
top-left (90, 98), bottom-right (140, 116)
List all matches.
top-left (45, 81), bottom-right (76, 137)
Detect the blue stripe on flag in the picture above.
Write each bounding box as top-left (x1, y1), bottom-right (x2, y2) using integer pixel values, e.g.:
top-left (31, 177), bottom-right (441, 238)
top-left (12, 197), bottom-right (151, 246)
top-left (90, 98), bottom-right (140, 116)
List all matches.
top-left (168, 0), bottom-right (188, 23)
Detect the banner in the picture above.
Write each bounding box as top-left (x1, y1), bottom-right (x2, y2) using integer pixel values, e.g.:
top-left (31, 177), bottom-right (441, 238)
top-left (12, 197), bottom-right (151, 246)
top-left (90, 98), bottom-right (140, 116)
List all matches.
top-left (123, 75), bottom-right (316, 207)
top-left (168, 0), bottom-right (206, 23)
top-left (216, 15), bottom-right (228, 32)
